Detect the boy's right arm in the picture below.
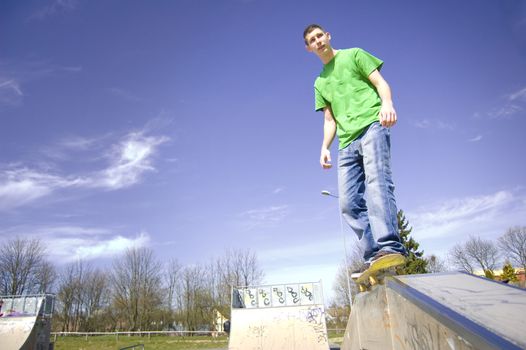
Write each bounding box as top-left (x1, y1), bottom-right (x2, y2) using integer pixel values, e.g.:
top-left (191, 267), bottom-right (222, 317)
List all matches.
top-left (320, 106), bottom-right (336, 169)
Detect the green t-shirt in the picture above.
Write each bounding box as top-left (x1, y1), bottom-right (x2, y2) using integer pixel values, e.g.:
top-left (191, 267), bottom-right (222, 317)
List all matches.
top-left (314, 48), bottom-right (384, 149)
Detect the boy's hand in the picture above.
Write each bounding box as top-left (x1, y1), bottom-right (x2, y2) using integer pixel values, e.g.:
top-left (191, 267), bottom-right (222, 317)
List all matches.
top-left (320, 148), bottom-right (332, 169)
top-left (379, 102), bottom-right (397, 127)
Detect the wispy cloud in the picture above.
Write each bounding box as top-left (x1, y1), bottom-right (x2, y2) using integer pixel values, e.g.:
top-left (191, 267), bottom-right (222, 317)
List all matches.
top-left (108, 88), bottom-right (144, 102)
top-left (0, 225), bottom-right (150, 263)
top-left (273, 187), bottom-right (284, 194)
top-left (486, 86), bottom-right (526, 119)
top-left (65, 232), bottom-right (150, 261)
top-left (0, 61), bottom-right (82, 108)
top-left (508, 87), bottom-right (526, 102)
top-left (413, 119), bottom-right (454, 130)
top-left (0, 79), bottom-right (23, 106)
top-left (237, 205), bottom-right (289, 229)
top-left (28, 0), bottom-right (78, 21)
top-left (0, 130), bottom-right (168, 211)
top-left (81, 132), bottom-right (168, 190)
top-left (488, 104), bottom-right (523, 119)
top-left (468, 135), bottom-right (483, 142)
top-left (0, 168), bottom-right (80, 210)
top-left (407, 190), bottom-right (526, 242)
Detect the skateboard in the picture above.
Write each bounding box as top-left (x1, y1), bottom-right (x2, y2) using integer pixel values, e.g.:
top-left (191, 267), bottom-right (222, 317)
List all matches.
top-left (353, 254), bottom-right (405, 293)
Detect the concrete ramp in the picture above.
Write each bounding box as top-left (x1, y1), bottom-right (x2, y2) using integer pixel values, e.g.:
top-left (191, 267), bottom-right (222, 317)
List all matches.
top-left (0, 295), bottom-right (53, 350)
top-left (342, 272), bottom-right (526, 350)
top-left (228, 281), bottom-right (329, 350)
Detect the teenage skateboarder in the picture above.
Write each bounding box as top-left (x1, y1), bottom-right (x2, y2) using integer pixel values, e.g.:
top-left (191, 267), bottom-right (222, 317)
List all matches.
top-left (304, 24), bottom-right (407, 278)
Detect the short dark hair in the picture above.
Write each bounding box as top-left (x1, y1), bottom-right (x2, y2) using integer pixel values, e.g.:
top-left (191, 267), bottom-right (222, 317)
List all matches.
top-left (303, 24), bottom-right (325, 44)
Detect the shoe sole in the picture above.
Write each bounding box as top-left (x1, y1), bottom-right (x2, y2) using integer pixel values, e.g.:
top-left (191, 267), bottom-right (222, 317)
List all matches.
top-left (354, 254), bottom-right (405, 284)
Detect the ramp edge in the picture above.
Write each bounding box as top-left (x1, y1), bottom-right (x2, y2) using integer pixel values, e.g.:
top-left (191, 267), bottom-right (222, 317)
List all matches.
top-left (387, 276), bottom-right (523, 350)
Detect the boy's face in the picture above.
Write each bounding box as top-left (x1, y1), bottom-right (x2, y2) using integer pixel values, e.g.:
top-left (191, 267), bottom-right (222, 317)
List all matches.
top-left (305, 28), bottom-right (332, 56)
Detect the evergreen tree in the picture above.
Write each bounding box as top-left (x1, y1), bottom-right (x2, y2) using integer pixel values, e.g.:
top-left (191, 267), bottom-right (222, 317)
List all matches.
top-left (484, 269), bottom-right (495, 280)
top-left (396, 210), bottom-right (428, 275)
top-left (501, 262), bottom-right (518, 283)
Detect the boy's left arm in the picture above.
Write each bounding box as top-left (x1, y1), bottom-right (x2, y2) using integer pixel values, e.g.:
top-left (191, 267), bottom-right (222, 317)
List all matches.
top-left (368, 69), bottom-right (397, 128)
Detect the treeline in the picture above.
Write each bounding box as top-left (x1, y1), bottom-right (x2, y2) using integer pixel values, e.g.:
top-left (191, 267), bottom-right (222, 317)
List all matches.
top-left (331, 217), bottom-right (526, 307)
top-left (448, 226), bottom-right (526, 280)
top-left (0, 238), bottom-right (263, 332)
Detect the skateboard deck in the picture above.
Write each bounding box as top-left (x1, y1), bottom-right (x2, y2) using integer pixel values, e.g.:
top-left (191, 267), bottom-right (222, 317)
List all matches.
top-left (353, 254), bottom-right (405, 293)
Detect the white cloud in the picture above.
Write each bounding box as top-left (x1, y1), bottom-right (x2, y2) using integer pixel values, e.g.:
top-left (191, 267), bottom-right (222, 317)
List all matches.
top-left (0, 225), bottom-right (151, 263)
top-left (238, 205), bottom-right (289, 229)
top-left (0, 168), bottom-right (80, 210)
top-left (488, 104), bottom-right (523, 119)
top-left (486, 86), bottom-right (526, 119)
top-left (90, 132), bottom-right (169, 190)
top-left (108, 87), bottom-right (143, 102)
top-left (0, 131), bottom-right (168, 210)
top-left (468, 135), bottom-right (483, 142)
top-left (68, 232), bottom-right (150, 261)
top-left (0, 62), bottom-right (82, 108)
top-left (407, 190), bottom-right (526, 242)
top-left (413, 119), bottom-right (454, 130)
top-left (28, 0), bottom-right (78, 21)
top-left (0, 79), bottom-right (23, 106)
top-left (508, 87), bottom-right (526, 102)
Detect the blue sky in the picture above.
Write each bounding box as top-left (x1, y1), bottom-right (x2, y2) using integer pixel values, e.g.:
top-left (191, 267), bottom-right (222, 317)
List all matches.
top-left (1, 0), bottom-right (525, 301)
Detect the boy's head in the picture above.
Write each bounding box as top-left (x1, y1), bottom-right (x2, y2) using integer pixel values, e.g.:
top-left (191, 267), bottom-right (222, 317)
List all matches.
top-left (303, 24), bottom-right (325, 45)
top-left (304, 24), bottom-right (333, 58)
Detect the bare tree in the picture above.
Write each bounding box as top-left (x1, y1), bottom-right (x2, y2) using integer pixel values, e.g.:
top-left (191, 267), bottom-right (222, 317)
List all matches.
top-left (465, 236), bottom-right (500, 274)
top-left (332, 238), bottom-right (363, 306)
top-left (235, 249), bottom-right (264, 287)
top-left (332, 262), bottom-right (355, 307)
top-left (425, 254), bottom-right (448, 273)
top-left (498, 226), bottom-right (526, 271)
top-left (55, 260), bottom-right (110, 332)
top-left (0, 237), bottom-right (54, 295)
top-left (449, 243), bottom-right (475, 273)
top-left (110, 247), bottom-right (163, 331)
top-left (165, 258), bottom-right (182, 312)
top-left (449, 236), bottom-right (500, 276)
top-left (83, 268), bottom-right (109, 331)
top-left (174, 264), bottom-right (212, 331)
top-left (217, 248), bottom-right (264, 288)
top-left (56, 261), bottom-right (83, 332)
top-left (36, 260), bottom-right (57, 294)
top-left (206, 248), bottom-right (265, 321)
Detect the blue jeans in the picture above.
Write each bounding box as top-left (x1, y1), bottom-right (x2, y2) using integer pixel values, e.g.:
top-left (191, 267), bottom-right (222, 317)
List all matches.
top-left (338, 122), bottom-right (406, 263)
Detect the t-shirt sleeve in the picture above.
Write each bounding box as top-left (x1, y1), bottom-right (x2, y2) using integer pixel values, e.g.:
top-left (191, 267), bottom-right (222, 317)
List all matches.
top-left (354, 48), bottom-right (384, 77)
top-left (314, 85), bottom-right (327, 112)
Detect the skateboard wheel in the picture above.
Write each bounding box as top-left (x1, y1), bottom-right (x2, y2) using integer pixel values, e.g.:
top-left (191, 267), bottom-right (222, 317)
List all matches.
top-left (369, 275), bottom-right (378, 285)
top-left (358, 284), bottom-right (367, 293)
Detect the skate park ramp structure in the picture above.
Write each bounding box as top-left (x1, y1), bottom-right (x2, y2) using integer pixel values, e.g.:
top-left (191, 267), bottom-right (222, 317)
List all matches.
top-left (0, 294), bottom-right (54, 350)
top-left (342, 272), bottom-right (526, 350)
top-left (228, 281), bottom-right (330, 350)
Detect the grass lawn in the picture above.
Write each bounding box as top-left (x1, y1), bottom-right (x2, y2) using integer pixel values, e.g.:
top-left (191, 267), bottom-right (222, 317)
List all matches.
top-left (52, 331), bottom-right (345, 349)
top-left (52, 334), bottom-right (229, 350)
